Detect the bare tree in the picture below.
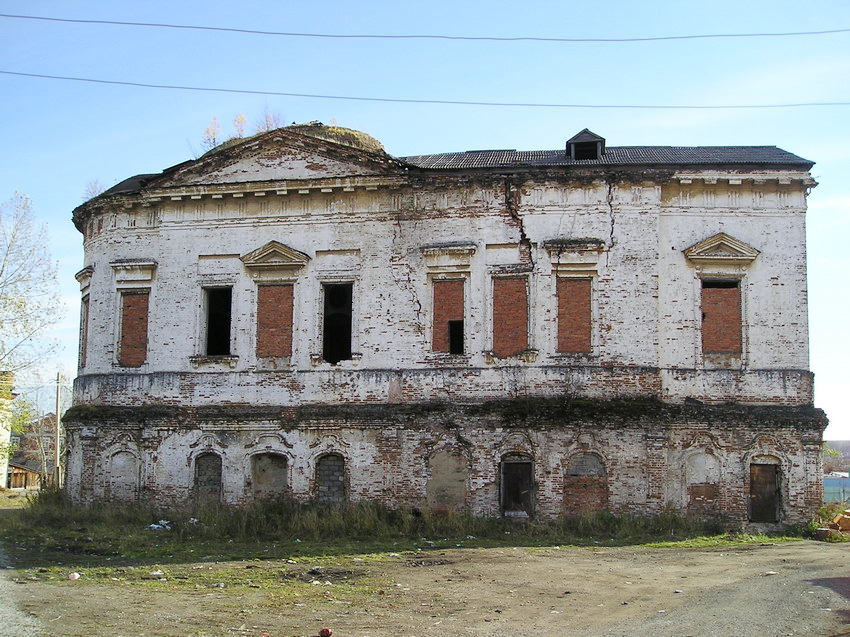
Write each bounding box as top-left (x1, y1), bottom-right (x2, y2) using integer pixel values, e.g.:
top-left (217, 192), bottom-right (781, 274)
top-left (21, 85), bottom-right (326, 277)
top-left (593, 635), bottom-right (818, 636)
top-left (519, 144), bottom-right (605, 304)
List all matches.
top-left (254, 106), bottom-right (284, 133)
top-left (232, 113), bottom-right (247, 138)
top-left (0, 193), bottom-right (60, 373)
top-left (201, 116), bottom-right (222, 150)
top-left (82, 180), bottom-right (104, 202)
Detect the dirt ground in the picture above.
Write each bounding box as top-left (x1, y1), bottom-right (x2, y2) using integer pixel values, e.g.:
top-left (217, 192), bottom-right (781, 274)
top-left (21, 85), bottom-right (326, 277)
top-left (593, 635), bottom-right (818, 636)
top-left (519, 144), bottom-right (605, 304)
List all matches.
top-left (4, 540), bottom-right (849, 637)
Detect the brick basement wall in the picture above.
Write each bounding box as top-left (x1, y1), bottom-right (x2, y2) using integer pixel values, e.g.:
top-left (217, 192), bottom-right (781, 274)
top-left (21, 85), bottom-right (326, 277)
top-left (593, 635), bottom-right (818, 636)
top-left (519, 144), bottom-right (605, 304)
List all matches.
top-left (63, 399), bottom-right (826, 526)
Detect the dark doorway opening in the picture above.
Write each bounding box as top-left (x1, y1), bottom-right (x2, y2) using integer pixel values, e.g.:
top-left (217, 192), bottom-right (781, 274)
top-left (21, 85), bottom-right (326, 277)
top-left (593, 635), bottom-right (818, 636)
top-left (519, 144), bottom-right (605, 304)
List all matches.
top-left (323, 283), bottom-right (353, 364)
top-left (206, 287), bottom-right (232, 355)
top-left (501, 456), bottom-right (533, 517)
top-left (749, 463), bottom-right (779, 522)
top-left (448, 320), bottom-right (464, 355)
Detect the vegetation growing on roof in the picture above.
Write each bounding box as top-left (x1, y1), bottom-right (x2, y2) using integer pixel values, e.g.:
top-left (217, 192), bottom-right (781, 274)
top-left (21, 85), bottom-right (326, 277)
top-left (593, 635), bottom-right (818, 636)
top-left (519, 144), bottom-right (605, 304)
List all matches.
top-left (287, 122), bottom-right (385, 153)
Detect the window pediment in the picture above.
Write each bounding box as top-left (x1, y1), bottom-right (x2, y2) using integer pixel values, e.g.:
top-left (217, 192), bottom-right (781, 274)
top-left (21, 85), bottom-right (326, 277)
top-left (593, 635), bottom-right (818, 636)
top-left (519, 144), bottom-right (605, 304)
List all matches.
top-left (684, 233), bottom-right (759, 268)
top-left (240, 241), bottom-right (310, 277)
top-left (110, 259), bottom-right (157, 283)
top-left (544, 238), bottom-right (604, 277)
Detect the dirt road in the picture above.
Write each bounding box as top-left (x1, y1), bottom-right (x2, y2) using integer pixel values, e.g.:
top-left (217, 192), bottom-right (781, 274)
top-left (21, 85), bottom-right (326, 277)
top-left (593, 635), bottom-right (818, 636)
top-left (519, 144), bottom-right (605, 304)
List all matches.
top-left (4, 541), bottom-right (849, 636)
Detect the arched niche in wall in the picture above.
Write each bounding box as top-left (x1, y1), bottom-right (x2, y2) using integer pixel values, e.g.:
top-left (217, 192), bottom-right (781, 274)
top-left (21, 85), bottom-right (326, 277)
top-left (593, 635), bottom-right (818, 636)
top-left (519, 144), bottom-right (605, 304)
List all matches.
top-left (563, 452), bottom-right (608, 516)
top-left (425, 447), bottom-right (470, 512)
top-left (250, 452), bottom-right (289, 499)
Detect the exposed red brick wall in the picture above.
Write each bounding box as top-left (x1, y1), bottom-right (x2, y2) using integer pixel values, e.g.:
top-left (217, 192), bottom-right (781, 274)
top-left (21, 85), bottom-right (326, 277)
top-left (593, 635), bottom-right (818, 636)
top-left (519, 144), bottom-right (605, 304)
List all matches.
top-left (563, 476), bottom-right (608, 515)
top-left (557, 278), bottom-right (592, 353)
top-left (257, 284), bottom-right (294, 357)
top-left (119, 291), bottom-right (149, 367)
top-left (687, 483), bottom-right (719, 511)
top-left (79, 295), bottom-right (89, 367)
top-left (702, 286), bottom-right (742, 353)
top-left (492, 278), bottom-right (528, 358)
top-left (432, 279), bottom-right (464, 352)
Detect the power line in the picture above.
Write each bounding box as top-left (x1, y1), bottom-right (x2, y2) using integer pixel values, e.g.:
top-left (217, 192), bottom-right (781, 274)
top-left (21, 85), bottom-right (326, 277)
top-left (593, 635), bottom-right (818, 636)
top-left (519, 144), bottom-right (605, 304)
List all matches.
top-left (2, 70), bottom-right (849, 110)
top-left (1, 12), bottom-right (849, 43)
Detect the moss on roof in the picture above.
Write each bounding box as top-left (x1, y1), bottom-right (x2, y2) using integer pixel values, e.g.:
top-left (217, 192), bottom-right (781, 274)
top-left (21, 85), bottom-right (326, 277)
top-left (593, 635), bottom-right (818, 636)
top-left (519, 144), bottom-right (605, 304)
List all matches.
top-left (286, 122), bottom-right (385, 153)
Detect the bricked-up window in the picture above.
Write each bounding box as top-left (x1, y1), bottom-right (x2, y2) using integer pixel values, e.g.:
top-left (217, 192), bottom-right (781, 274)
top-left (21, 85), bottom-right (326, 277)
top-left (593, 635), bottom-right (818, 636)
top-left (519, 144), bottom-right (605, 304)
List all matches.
top-left (316, 453), bottom-right (346, 503)
top-left (79, 295), bottom-right (89, 368)
top-left (701, 279), bottom-right (742, 354)
top-left (432, 279), bottom-right (464, 354)
top-left (563, 453), bottom-right (608, 516)
top-left (323, 283), bottom-right (352, 365)
top-left (492, 278), bottom-right (528, 358)
top-left (557, 278), bottom-right (592, 353)
top-left (205, 287), bottom-right (232, 356)
top-left (194, 452), bottom-right (222, 503)
top-left (256, 284), bottom-right (294, 358)
top-left (118, 290), bottom-right (149, 367)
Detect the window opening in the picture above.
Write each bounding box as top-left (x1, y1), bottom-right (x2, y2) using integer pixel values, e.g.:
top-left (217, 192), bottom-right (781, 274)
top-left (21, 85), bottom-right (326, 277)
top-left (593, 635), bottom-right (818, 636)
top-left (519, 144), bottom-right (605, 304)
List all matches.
top-left (79, 295), bottom-right (89, 367)
top-left (448, 320), bottom-right (464, 355)
top-left (702, 280), bottom-right (739, 289)
top-left (119, 290), bottom-right (150, 367)
top-left (323, 283), bottom-right (352, 364)
top-left (206, 287), bottom-right (232, 356)
top-left (700, 279), bottom-right (742, 354)
top-left (492, 277), bottom-right (529, 358)
top-left (572, 142), bottom-right (599, 160)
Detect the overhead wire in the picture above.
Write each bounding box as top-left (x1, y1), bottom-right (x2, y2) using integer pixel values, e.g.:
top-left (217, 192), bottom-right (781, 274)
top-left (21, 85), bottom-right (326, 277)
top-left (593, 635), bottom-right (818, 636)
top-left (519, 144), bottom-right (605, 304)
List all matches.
top-left (1, 12), bottom-right (849, 43)
top-left (1, 70), bottom-right (848, 109)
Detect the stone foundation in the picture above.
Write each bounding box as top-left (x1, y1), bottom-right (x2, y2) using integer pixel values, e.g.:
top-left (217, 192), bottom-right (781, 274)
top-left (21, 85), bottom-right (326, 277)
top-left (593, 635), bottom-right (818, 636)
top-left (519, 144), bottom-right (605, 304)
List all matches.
top-left (63, 397), bottom-right (826, 526)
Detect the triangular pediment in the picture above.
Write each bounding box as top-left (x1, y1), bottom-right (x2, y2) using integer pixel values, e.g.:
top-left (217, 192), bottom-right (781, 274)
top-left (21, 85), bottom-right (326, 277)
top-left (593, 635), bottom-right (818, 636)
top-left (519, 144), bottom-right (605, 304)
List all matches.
top-left (156, 125), bottom-right (404, 187)
top-left (684, 233), bottom-right (759, 266)
top-left (241, 241), bottom-right (310, 271)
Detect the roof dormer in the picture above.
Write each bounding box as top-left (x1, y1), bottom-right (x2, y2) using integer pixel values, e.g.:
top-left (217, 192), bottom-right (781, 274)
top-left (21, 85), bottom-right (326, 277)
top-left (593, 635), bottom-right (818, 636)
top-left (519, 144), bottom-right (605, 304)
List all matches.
top-left (566, 129), bottom-right (606, 161)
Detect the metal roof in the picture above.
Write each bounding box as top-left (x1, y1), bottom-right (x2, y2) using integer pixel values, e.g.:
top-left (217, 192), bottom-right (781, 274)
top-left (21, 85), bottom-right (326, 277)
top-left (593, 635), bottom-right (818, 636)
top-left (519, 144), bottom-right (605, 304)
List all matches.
top-left (401, 146), bottom-right (813, 170)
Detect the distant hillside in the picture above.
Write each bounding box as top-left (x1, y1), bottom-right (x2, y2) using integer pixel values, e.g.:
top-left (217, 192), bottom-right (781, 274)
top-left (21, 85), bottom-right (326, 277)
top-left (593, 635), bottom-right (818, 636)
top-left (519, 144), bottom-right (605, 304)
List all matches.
top-left (826, 440), bottom-right (850, 454)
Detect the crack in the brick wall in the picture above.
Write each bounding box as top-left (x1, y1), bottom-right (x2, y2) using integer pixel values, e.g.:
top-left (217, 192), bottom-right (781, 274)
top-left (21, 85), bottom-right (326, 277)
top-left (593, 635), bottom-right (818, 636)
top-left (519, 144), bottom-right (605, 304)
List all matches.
top-left (605, 179), bottom-right (616, 267)
top-left (504, 178), bottom-right (535, 269)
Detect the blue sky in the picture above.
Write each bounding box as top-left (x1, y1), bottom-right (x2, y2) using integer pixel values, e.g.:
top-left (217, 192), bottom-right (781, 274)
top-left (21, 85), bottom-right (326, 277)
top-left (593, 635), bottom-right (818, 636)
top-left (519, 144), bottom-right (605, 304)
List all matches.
top-left (1, 1), bottom-right (848, 437)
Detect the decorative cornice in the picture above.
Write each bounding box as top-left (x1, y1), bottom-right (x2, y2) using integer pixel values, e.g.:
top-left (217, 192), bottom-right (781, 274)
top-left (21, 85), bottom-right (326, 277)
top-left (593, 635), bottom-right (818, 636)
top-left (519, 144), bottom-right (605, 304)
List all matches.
top-left (75, 265), bottom-right (94, 293)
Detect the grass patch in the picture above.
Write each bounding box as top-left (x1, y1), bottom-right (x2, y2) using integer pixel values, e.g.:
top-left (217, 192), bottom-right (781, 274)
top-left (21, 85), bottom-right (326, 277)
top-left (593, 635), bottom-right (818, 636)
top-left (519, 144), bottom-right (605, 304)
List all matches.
top-left (0, 489), bottom-right (804, 576)
top-left (0, 488), bottom-right (31, 510)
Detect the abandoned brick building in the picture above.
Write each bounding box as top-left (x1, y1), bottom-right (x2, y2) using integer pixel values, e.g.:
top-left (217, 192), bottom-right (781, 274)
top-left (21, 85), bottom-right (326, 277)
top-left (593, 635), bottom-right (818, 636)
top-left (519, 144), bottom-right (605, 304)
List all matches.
top-left (65, 123), bottom-right (827, 525)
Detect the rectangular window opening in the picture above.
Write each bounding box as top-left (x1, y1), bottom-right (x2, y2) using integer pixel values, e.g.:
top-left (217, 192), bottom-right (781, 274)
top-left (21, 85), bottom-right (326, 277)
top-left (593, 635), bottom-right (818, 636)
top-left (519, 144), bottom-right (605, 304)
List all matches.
top-left (323, 283), bottom-right (353, 364)
top-left (206, 287), bottom-right (232, 356)
top-left (702, 279), bottom-right (739, 289)
top-left (79, 295), bottom-right (90, 368)
top-left (448, 320), bottom-right (464, 355)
